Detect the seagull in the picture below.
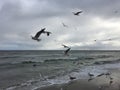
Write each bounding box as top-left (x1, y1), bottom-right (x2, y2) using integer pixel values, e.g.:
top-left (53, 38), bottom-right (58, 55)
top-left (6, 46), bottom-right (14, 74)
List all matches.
top-left (33, 64), bottom-right (37, 67)
top-left (64, 48), bottom-right (71, 56)
top-left (69, 75), bottom-right (76, 80)
top-left (62, 44), bottom-right (69, 48)
top-left (31, 28), bottom-right (46, 41)
top-left (62, 23), bottom-right (68, 28)
top-left (105, 72), bottom-right (111, 78)
top-left (73, 10), bottom-right (83, 16)
top-left (109, 80), bottom-right (113, 86)
top-left (88, 73), bottom-right (94, 78)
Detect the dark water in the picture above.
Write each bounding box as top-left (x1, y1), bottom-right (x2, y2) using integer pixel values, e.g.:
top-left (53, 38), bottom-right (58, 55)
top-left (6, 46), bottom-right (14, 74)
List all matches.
top-left (0, 50), bottom-right (120, 90)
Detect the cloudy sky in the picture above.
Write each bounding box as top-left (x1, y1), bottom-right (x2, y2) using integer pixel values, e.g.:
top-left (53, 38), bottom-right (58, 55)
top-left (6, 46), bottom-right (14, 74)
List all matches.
top-left (0, 0), bottom-right (120, 50)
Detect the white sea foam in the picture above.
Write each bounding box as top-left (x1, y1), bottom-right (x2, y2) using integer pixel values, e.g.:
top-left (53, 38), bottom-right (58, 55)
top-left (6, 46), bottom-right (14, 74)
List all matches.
top-left (5, 62), bottom-right (120, 90)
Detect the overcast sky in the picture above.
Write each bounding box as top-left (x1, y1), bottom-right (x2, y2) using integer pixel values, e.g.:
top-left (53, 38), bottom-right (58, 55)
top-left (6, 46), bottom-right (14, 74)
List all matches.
top-left (0, 0), bottom-right (120, 50)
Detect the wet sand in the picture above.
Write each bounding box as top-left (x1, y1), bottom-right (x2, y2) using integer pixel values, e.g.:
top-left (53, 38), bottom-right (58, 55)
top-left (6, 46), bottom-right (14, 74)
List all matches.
top-left (36, 68), bottom-right (120, 90)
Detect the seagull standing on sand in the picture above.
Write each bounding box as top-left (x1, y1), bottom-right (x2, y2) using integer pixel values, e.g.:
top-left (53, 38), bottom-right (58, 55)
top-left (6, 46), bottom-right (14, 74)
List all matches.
top-left (73, 10), bottom-right (83, 16)
top-left (105, 72), bottom-right (111, 78)
top-left (69, 75), bottom-right (76, 80)
top-left (88, 73), bottom-right (94, 78)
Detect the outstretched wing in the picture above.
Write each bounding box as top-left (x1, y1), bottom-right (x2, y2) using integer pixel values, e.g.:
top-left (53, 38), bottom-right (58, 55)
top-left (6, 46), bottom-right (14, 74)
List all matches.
top-left (74, 11), bottom-right (83, 15)
top-left (62, 44), bottom-right (69, 48)
top-left (34, 31), bottom-right (42, 38)
top-left (77, 11), bottom-right (83, 14)
top-left (64, 48), bottom-right (71, 55)
top-left (34, 28), bottom-right (46, 38)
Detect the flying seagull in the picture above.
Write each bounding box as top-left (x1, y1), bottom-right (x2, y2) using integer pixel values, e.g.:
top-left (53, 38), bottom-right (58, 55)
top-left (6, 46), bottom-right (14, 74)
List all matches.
top-left (62, 23), bottom-right (68, 28)
top-left (73, 10), bottom-right (83, 16)
top-left (31, 28), bottom-right (46, 41)
top-left (31, 28), bottom-right (51, 41)
top-left (64, 48), bottom-right (71, 56)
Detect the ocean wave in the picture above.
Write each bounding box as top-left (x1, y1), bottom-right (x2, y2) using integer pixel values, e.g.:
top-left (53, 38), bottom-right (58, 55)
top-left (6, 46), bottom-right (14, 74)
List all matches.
top-left (94, 59), bottom-right (120, 65)
top-left (96, 55), bottom-right (114, 58)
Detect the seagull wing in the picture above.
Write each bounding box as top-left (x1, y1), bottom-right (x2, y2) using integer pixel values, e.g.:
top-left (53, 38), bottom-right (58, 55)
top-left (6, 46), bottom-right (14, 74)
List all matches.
top-left (62, 44), bottom-right (69, 48)
top-left (34, 31), bottom-right (42, 38)
top-left (77, 11), bottom-right (83, 14)
top-left (34, 28), bottom-right (46, 38)
top-left (64, 48), bottom-right (71, 55)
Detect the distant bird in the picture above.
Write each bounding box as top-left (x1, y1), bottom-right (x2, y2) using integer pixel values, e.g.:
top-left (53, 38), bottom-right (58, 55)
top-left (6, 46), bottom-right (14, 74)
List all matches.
top-left (62, 23), bottom-right (68, 27)
top-left (73, 11), bottom-right (83, 16)
top-left (62, 44), bottom-right (69, 48)
top-left (31, 28), bottom-right (46, 41)
top-left (33, 64), bottom-right (37, 67)
top-left (97, 73), bottom-right (105, 77)
top-left (64, 48), bottom-right (71, 56)
top-left (109, 80), bottom-right (113, 86)
top-left (109, 77), bottom-right (113, 80)
top-left (69, 75), bottom-right (76, 80)
top-left (88, 73), bottom-right (94, 78)
top-left (105, 72), bottom-right (111, 78)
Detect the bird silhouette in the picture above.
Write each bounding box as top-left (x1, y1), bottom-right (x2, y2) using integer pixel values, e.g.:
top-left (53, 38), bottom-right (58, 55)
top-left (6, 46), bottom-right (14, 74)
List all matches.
top-left (73, 11), bottom-right (83, 16)
top-left (62, 23), bottom-right (68, 27)
top-left (64, 48), bottom-right (71, 56)
top-left (31, 28), bottom-right (46, 41)
top-left (62, 44), bottom-right (69, 48)
top-left (88, 73), bottom-right (94, 78)
top-left (69, 75), bottom-right (76, 80)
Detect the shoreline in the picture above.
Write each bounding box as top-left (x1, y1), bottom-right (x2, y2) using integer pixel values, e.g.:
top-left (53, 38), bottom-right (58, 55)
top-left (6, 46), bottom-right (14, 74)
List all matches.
top-left (36, 68), bottom-right (120, 90)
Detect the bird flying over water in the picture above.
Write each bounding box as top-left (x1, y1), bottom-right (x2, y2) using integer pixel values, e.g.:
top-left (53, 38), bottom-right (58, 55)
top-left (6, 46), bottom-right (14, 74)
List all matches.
top-left (31, 28), bottom-right (46, 41)
top-left (73, 10), bottom-right (83, 16)
top-left (64, 48), bottom-right (71, 56)
top-left (31, 28), bottom-right (51, 41)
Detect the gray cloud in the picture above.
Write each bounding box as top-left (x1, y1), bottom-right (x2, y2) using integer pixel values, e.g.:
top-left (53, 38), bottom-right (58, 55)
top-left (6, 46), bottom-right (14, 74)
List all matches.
top-left (0, 0), bottom-right (120, 50)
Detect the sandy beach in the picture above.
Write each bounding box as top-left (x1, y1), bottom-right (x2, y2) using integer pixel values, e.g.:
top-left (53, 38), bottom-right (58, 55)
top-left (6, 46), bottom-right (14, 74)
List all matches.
top-left (36, 68), bottom-right (120, 90)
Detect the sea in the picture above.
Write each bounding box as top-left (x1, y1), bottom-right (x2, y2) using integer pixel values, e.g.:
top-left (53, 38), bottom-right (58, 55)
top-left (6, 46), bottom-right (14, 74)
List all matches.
top-left (0, 50), bottom-right (120, 90)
